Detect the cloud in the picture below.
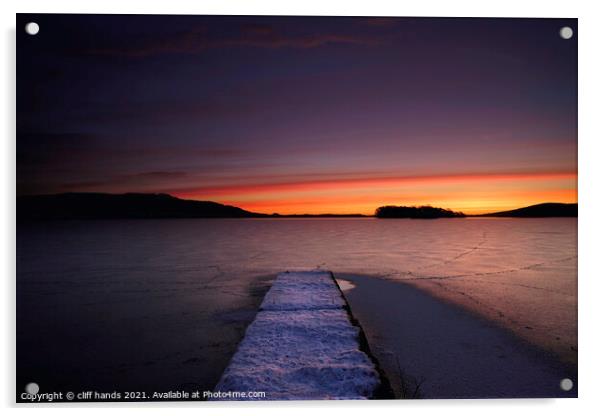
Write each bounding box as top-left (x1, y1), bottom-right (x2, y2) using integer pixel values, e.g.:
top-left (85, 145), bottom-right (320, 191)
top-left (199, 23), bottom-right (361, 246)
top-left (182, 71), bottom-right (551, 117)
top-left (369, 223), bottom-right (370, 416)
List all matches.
top-left (61, 171), bottom-right (189, 191)
top-left (171, 170), bottom-right (577, 199)
top-left (129, 171), bottom-right (189, 180)
top-left (86, 25), bottom-right (381, 58)
top-left (69, 99), bottom-right (254, 126)
top-left (358, 17), bottom-right (401, 27)
top-left (17, 132), bottom-right (101, 166)
top-left (16, 130), bottom-right (253, 194)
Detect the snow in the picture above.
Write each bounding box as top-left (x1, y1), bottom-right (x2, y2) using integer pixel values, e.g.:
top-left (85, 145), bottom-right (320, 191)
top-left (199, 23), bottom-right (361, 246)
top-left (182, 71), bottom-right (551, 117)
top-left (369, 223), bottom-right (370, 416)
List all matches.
top-left (212, 271), bottom-right (381, 400)
top-left (260, 271), bottom-right (346, 311)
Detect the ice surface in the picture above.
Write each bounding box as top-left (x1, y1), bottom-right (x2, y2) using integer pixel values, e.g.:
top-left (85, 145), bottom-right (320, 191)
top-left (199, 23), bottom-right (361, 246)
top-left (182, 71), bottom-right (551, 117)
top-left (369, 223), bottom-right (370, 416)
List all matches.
top-left (213, 271), bottom-right (380, 400)
top-left (339, 273), bottom-right (578, 398)
top-left (18, 218), bottom-right (577, 394)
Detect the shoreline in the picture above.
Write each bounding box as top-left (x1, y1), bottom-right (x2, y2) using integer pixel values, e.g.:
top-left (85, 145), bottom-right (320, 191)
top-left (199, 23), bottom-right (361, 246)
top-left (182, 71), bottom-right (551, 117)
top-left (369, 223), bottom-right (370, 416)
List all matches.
top-left (336, 272), bottom-right (577, 399)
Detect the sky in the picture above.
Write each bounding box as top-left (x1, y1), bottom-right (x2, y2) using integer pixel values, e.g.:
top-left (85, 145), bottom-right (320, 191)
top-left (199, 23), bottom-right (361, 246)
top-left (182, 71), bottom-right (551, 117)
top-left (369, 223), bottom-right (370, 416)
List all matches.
top-left (17, 14), bottom-right (577, 215)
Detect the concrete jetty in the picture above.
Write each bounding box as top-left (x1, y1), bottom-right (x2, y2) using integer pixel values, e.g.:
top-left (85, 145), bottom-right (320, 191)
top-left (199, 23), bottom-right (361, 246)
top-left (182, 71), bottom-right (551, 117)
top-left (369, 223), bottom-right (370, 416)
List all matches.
top-left (212, 270), bottom-right (383, 400)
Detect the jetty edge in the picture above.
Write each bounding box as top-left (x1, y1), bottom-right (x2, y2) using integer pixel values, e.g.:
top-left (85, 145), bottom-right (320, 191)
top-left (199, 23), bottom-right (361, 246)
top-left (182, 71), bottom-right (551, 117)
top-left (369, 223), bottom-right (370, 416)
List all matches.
top-left (211, 270), bottom-right (392, 400)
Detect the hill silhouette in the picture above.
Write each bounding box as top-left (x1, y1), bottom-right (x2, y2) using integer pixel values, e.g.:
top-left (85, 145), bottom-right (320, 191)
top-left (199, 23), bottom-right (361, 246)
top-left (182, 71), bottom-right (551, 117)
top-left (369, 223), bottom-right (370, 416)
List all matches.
top-left (17, 193), bottom-right (268, 220)
top-left (17, 194), bottom-right (578, 220)
top-left (375, 205), bottom-right (465, 219)
top-left (478, 203), bottom-right (577, 217)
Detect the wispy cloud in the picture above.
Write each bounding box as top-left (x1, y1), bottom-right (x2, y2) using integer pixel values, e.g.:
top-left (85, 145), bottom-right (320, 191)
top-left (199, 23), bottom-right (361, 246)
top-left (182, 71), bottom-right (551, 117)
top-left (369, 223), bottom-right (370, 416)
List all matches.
top-left (358, 17), bottom-right (401, 27)
top-left (172, 170), bottom-right (577, 199)
top-left (87, 25), bottom-right (382, 58)
top-left (61, 171), bottom-right (189, 191)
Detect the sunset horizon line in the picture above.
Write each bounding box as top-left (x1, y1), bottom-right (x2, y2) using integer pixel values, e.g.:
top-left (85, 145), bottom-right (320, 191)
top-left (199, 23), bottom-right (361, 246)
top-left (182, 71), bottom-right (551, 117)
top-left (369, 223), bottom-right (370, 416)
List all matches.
top-left (17, 191), bottom-right (578, 217)
top-left (215, 200), bottom-right (577, 217)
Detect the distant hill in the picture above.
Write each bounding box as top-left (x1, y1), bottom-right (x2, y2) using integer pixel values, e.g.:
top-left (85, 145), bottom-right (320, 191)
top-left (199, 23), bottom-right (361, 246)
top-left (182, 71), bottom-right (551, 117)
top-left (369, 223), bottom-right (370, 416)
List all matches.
top-left (479, 203), bottom-right (577, 217)
top-left (375, 205), bottom-right (465, 219)
top-left (17, 193), bottom-right (268, 220)
top-left (17, 194), bottom-right (577, 221)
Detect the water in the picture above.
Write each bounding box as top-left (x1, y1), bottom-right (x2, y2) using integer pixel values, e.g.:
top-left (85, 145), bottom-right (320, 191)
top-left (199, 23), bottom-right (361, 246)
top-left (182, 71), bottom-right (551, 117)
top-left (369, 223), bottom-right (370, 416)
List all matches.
top-left (16, 217), bottom-right (577, 397)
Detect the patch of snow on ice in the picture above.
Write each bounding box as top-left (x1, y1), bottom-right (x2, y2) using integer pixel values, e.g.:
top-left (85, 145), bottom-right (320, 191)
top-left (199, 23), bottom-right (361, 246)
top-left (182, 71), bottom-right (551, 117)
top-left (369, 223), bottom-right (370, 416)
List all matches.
top-left (335, 279), bottom-right (356, 292)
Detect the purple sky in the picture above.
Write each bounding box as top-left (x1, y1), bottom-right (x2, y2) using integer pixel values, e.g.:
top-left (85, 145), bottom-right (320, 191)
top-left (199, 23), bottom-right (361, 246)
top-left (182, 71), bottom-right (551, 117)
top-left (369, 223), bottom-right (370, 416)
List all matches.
top-left (17, 15), bottom-right (577, 214)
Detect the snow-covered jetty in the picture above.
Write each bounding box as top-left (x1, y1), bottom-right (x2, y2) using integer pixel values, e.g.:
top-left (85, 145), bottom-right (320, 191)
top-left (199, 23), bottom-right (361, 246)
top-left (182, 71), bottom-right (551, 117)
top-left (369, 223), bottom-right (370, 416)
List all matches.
top-left (212, 270), bottom-right (382, 400)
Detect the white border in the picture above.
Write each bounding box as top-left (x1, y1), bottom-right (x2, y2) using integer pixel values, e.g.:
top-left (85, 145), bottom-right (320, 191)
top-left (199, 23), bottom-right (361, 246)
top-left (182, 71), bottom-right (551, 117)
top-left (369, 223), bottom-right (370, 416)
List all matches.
top-left (3, 1), bottom-right (602, 415)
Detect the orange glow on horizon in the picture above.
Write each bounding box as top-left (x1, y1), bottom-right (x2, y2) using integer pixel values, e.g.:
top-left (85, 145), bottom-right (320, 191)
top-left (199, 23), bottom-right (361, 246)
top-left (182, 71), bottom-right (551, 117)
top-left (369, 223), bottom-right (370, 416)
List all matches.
top-left (173, 171), bottom-right (577, 215)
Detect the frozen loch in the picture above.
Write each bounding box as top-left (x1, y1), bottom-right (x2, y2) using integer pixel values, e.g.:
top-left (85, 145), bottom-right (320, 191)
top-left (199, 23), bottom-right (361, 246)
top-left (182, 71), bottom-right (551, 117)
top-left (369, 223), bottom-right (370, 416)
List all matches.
top-left (212, 270), bottom-right (382, 400)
